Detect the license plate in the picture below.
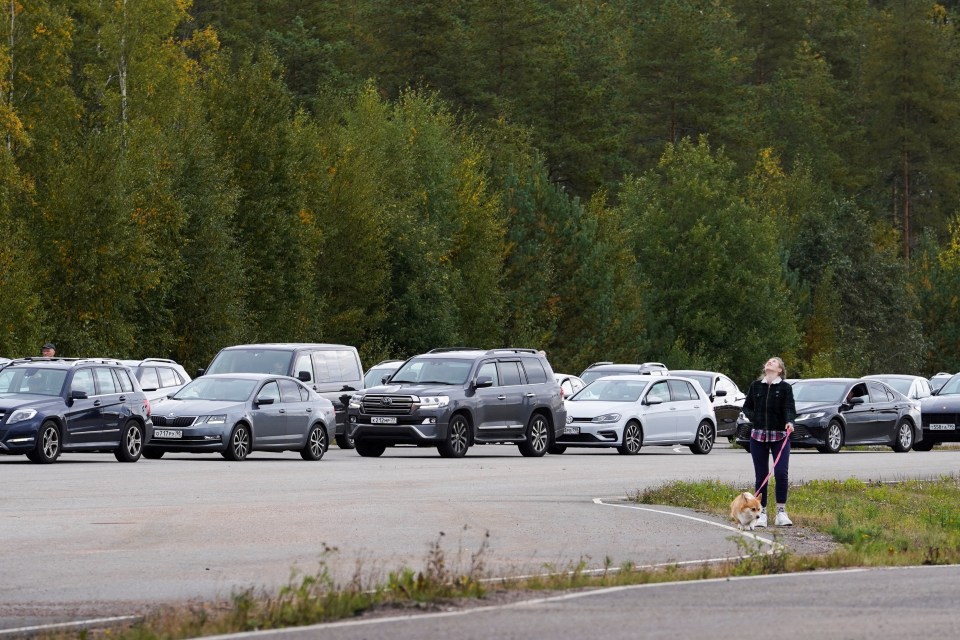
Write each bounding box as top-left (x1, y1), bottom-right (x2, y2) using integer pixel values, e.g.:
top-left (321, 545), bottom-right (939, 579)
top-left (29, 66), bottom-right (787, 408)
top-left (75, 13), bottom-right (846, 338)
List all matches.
top-left (155, 429), bottom-right (182, 438)
top-left (371, 417), bottom-right (397, 424)
top-left (929, 423), bottom-right (956, 431)
top-left (563, 426), bottom-right (580, 435)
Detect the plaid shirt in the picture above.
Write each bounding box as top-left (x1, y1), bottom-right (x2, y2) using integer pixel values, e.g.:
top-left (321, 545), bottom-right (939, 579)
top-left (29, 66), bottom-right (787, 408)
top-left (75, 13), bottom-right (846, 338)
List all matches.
top-left (751, 428), bottom-right (788, 442)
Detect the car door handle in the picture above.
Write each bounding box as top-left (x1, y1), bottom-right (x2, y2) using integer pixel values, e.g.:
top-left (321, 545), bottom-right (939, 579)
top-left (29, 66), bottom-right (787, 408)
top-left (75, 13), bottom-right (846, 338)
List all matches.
top-left (306, 408), bottom-right (312, 412)
top-left (669, 407), bottom-right (677, 411)
top-left (94, 400), bottom-right (101, 407)
top-left (118, 396), bottom-right (126, 402)
top-left (279, 409), bottom-right (286, 413)
top-left (497, 395), bottom-right (506, 400)
top-left (525, 393), bottom-right (535, 398)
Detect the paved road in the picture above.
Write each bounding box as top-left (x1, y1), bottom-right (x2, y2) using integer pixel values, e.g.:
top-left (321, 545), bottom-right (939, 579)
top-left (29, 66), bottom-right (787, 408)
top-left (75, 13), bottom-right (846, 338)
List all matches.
top-left (1, 443), bottom-right (957, 632)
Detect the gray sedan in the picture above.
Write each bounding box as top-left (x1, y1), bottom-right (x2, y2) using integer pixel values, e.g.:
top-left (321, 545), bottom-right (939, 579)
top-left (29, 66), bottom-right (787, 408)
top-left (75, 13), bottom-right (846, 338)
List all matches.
top-left (144, 374), bottom-right (336, 461)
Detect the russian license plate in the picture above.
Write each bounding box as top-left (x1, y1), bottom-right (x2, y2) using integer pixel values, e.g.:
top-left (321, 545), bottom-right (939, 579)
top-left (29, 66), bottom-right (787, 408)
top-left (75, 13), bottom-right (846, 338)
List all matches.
top-left (563, 426), bottom-right (580, 435)
top-left (155, 429), bottom-right (182, 438)
top-left (371, 416), bottom-right (397, 424)
top-left (929, 423), bottom-right (956, 431)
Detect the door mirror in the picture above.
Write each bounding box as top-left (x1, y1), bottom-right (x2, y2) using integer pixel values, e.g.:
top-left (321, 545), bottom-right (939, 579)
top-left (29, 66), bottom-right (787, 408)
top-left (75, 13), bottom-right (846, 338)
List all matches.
top-left (644, 396), bottom-right (663, 406)
top-left (714, 389), bottom-right (727, 397)
top-left (475, 376), bottom-right (494, 388)
top-left (847, 396), bottom-right (864, 405)
top-left (297, 371), bottom-right (311, 382)
top-left (196, 368), bottom-right (205, 377)
top-left (70, 390), bottom-right (88, 400)
top-left (256, 397), bottom-right (275, 406)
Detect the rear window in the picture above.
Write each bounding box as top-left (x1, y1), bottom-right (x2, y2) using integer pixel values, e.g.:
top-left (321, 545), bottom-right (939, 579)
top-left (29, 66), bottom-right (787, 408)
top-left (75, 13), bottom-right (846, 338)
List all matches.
top-left (207, 349), bottom-right (293, 376)
top-left (139, 367), bottom-right (160, 390)
top-left (521, 358), bottom-right (548, 384)
top-left (158, 367), bottom-right (181, 387)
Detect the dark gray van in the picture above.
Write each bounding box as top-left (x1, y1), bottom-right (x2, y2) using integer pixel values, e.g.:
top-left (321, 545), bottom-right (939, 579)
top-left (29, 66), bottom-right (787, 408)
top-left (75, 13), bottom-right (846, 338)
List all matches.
top-left (201, 343), bottom-right (363, 448)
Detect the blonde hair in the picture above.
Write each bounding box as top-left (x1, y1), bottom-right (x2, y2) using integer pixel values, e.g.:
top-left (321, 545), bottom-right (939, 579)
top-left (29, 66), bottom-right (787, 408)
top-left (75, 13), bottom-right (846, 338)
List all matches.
top-left (758, 357), bottom-right (786, 381)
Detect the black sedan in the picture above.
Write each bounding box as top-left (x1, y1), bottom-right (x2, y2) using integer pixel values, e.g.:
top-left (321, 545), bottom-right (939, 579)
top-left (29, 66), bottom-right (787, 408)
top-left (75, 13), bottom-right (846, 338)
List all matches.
top-left (144, 374), bottom-right (336, 461)
top-left (916, 373), bottom-right (960, 451)
top-left (736, 378), bottom-right (921, 453)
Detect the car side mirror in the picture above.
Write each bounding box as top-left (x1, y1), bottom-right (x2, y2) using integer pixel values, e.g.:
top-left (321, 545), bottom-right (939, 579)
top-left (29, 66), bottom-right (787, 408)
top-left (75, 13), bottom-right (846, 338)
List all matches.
top-left (297, 371), bottom-right (311, 382)
top-left (847, 397), bottom-right (864, 405)
top-left (714, 389), bottom-right (727, 397)
top-left (475, 376), bottom-right (494, 388)
top-left (70, 390), bottom-right (88, 400)
top-left (341, 385), bottom-right (356, 392)
top-left (645, 396), bottom-right (663, 405)
top-left (256, 397), bottom-right (275, 406)
top-left (196, 368), bottom-right (205, 377)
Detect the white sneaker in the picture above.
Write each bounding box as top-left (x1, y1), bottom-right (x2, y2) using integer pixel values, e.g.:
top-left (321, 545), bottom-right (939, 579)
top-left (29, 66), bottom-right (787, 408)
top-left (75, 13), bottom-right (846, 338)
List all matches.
top-left (775, 509), bottom-right (793, 526)
top-left (755, 510), bottom-right (767, 528)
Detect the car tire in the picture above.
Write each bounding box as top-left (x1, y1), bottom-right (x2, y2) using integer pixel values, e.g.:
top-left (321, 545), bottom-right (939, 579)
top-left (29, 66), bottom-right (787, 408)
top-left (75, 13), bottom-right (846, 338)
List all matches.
top-left (335, 434), bottom-right (355, 450)
top-left (438, 414), bottom-right (469, 458)
top-left (518, 413), bottom-right (549, 457)
top-left (617, 421), bottom-right (643, 455)
top-left (223, 423), bottom-right (250, 461)
top-left (114, 420), bottom-right (144, 462)
top-left (891, 420), bottom-right (914, 453)
top-left (817, 420), bottom-right (843, 453)
top-left (28, 421), bottom-right (61, 464)
top-left (300, 423), bottom-right (328, 461)
top-left (355, 439), bottom-right (386, 457)
top-left (689, 420), bottom-right (715, 455)
top-left (913, 440), bottom-right (935, 452)
top-left (143, 448), bottom-right (165, 460)
top-left (548, 444), bottom-right (566, 455)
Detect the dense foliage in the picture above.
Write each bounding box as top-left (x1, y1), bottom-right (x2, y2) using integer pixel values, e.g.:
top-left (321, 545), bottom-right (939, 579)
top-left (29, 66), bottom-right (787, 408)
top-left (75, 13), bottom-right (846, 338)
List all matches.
top-left (1, 0), bottom-right (957, 385)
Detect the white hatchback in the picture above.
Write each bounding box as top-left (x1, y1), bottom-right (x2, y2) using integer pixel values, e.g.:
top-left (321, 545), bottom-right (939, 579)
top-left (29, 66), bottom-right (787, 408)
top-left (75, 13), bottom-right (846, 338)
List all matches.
top-left (556, 375), bottom-right (717, 455)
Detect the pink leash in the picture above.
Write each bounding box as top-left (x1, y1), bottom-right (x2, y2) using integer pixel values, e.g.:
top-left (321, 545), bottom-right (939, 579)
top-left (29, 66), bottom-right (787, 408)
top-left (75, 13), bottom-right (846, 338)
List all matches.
top-left (753, 433), bottom-right (790, 498)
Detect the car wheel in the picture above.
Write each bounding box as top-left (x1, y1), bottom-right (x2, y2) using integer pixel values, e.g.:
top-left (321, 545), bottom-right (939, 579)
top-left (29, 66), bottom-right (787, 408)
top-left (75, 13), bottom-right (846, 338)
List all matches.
top-left (518, 413), bottom-right (549, 457)
top-left (27, 421), bottom-right (61, 464)
top-left (548, 444), bottom-right (566, 455)
top-left (224, 423), bottom-right (250, 461)
top-left (913, 440), bottom-right (935, 452)
top-left (891, 420), bottom-right (914, 453)
top-left (617, 421), bottom-right (643, 455)
top-left (438, 414), bottom-right (469, 458)
top-left (355, 439), bottom-right (386, 457)
top-left (817, 420), bottom-right (843, 453)
top-left (300, 423), bottom-right (328, 461)
top-left (114, 421), bottom-right (143, 462)
top-left (143, 449), bottom-right (165, 460)
top-left (335, 434), bottom-right (355, 450)
top-left (689, 420), bottom-right (715, 455)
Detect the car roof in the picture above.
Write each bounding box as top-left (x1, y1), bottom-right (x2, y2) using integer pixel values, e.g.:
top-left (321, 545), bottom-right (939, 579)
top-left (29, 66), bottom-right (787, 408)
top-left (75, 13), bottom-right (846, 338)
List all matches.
top-left (863, 374), bottom-right (922, 381)
top-left (220, 343), bottom-right (356, 351)
top-left (3, 357), bottom-right (127, 369)
top-left (794, 377), bottom-right (859, 383)
top-left (416, 348), bottom-right (541, 359)
top-left (669, 369), bottom-right (722, 376)
top-left (369, 360), bottom-right (405, 368)
top-left (587, 363), bottom-right (666, 371)
top-left (195, 373), bottom-right (299, 381)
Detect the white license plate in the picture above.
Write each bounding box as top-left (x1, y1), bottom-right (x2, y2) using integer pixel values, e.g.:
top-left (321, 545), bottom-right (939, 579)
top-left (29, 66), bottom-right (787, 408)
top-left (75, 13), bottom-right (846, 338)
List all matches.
top-left (563, 426), bottom-right (580, 435)
top-left (371, 417), bottom-right (397, 424)
top-left (155, 429), bottom-right (182, 438)
top-left (929, 423), bottom-right (956, 431)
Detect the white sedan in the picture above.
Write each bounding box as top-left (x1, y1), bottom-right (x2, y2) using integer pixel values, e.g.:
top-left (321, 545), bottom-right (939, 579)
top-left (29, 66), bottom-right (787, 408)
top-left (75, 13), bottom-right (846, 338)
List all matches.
top-left (555, 375), bottom-right (717, 455)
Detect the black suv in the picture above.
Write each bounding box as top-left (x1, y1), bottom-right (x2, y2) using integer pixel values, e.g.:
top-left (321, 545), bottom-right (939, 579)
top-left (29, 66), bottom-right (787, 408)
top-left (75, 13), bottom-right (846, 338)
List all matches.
top-left (201, 343), bottom-right (364, 449)
top-left (0, 358), bottom-right (152, 463)
top-left (347, 348), bottom-right (565, 458)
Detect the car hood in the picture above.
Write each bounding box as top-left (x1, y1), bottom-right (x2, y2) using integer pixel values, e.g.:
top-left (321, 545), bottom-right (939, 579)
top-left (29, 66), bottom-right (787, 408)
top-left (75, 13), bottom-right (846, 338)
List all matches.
top-left (921, 395), bottom-right (960, 411)
top-left (0, 394), bottom-right (60, 412)
top-left (362, 383), bottom-right (459, 396)
top-left (564, 400), bottom-right (630, 418)
top-left (151, 398), bottom-right (245, 415)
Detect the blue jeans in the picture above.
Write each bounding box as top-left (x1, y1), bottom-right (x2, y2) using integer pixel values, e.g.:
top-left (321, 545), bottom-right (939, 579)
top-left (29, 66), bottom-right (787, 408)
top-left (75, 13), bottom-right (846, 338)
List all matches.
top-left (750, 437), bottom-right (790, 507)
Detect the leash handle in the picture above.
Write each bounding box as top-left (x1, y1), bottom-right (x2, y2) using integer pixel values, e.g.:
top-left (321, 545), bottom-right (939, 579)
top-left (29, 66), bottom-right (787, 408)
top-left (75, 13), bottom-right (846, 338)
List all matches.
top-left (754, 434), bottom-right (790, 497)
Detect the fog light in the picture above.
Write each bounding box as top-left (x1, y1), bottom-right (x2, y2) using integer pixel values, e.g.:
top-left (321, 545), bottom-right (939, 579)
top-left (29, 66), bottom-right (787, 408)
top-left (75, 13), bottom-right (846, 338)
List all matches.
top-left (350, 416), bottom-right (357, 423)
top-left (204, 435), bottom-right (220, 441)
top-left (9, 437), bottom-right (33, 443)
top-left (422, 418), bottom-right (436, 424)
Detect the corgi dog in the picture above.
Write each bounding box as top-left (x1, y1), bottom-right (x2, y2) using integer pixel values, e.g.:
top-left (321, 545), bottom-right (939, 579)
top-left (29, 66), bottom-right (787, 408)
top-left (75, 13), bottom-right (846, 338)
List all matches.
top-left (730, 491), bottom-right (763, 531)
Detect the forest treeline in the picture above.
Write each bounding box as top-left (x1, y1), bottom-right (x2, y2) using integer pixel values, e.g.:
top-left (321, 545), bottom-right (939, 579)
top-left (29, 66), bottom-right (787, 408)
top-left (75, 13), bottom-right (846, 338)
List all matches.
top-left (1, 0), bottom-right (959, 385)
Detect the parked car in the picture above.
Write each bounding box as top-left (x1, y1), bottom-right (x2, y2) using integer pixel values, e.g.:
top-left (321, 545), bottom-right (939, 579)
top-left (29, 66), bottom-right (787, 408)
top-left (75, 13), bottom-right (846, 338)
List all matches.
top-left (579, 362), bottom-right (668, 385)
top-left (915, 373), bottom-right (960, 451)
top-left (555, 373), bottom-right (586, 399)
top-left (558, 375), bottom-right (716, 455)
top-left (201, 343), bottom-right (363, 449)
top-left (0, 358), bottom-right (152, 463)
top-left (863, 374), bottom-right (932, 409)
top-left (364, 360), bottom-right (405, 388)
top-left (735, 378), bottom-right (921, 453)
top-left (0, 357), bottom-right (10, 368)
top-left (145, 373), bottom-right (336, 461)
top-left (347, 348), bottom-right (565, 458)
top-left (120, 358), bottom-right (191, 404)
top-left (669, 370), bottom-right (744, 437)
top-left (929, 372), bottom-right (954, 394)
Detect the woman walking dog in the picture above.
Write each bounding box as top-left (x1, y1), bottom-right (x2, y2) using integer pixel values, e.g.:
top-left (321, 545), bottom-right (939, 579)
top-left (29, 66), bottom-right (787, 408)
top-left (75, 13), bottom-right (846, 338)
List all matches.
top-left (742, 357), bottom-right (796, 527)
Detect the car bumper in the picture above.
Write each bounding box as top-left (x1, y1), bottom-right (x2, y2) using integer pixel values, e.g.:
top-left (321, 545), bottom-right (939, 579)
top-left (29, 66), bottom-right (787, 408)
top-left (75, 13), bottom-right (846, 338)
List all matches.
top-left (556, 421), bottom-right (624, 447)
top-left (0, 421), bottom-right (43, 454)
top-left (347, 408), bottom-right (449, 444)
top-left (734, 422), bottom-right (824, 448)
top-left (147, 425), bottom-right (227, 452)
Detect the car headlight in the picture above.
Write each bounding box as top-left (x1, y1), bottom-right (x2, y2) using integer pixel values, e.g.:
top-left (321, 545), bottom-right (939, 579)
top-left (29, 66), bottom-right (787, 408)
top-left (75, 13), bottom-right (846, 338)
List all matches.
top-left (592, 413), bottom-right (621, 423)
top-left (417, 396), bottom-right (450, 410)
top-left (6, 409), bottom-right (37, 424)
top-left (796, 412), bottom-right (825, 421)
top-left (349, 395), bottom-right (363, 409)
top-left (198, 415), bottom-right (227, 424)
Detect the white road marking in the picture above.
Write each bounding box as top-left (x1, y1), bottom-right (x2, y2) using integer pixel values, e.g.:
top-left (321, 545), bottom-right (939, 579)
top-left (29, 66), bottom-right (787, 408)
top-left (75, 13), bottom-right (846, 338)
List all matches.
top-left (0, 616), bottom-right (139, 636)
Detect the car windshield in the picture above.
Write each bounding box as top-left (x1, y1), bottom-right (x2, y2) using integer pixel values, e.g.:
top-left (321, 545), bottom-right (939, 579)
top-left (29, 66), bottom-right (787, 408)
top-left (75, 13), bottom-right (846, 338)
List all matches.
top-left (792, 381), bottom-right (847, 404)
top-left (365, 365), bottom-right (399, 387)
top-left (570, 379), bottom-right (649, 402)
top-left (580, 370), bottom-right (634, 385)
top-left (937, 375), bottom-right (960, 396)
top-left (172, 378), bottom-right (257, 402)
top-left (205, 349), bottom-right (292, 376)
top-left (390, 358), bottom-right (473, 385)
top-left (872, 377), bottom-right (911, 395)
top-left (0, 367), bottom-right (67, 396)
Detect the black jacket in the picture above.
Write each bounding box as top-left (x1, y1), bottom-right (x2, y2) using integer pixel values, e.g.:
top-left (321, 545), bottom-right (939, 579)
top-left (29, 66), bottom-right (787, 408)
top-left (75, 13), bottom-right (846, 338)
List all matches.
top-left (743, 379), bottom-right (797, 432)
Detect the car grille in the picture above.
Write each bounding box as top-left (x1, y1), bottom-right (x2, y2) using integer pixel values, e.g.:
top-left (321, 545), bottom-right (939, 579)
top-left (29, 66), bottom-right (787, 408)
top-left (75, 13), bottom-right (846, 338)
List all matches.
top-left (922, 413), bottom-right (958, 427)
top-left (362, 395), bottom-right (415, 415)
top-left (151, 415), bottom-right (198, 428)
top-left (737, 424), bottom-right (810, 440)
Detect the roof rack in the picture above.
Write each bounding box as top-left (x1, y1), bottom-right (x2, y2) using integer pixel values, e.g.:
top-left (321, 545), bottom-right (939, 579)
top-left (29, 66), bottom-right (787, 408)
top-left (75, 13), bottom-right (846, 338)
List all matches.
top-left (485, 348), bottom-right (539, 355)
top-left (585, 361), bottom-right (613, 369)
top-left (6, 357), bottom-right (81, 364)
top-left (139, 357), bottom-right (178, 364)
top-left (427, 347), bottom-right (484, 353)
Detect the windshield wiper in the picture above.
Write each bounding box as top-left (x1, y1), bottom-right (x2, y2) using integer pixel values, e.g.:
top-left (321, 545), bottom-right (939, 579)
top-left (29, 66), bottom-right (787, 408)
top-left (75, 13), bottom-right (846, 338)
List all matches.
top-left (412, 380), bottom-right (454, 385)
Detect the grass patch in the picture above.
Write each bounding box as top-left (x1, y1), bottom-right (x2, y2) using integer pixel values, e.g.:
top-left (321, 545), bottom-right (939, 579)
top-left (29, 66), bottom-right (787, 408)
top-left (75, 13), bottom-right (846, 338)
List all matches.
top-left (633, 475), bottom-right (960, 566)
